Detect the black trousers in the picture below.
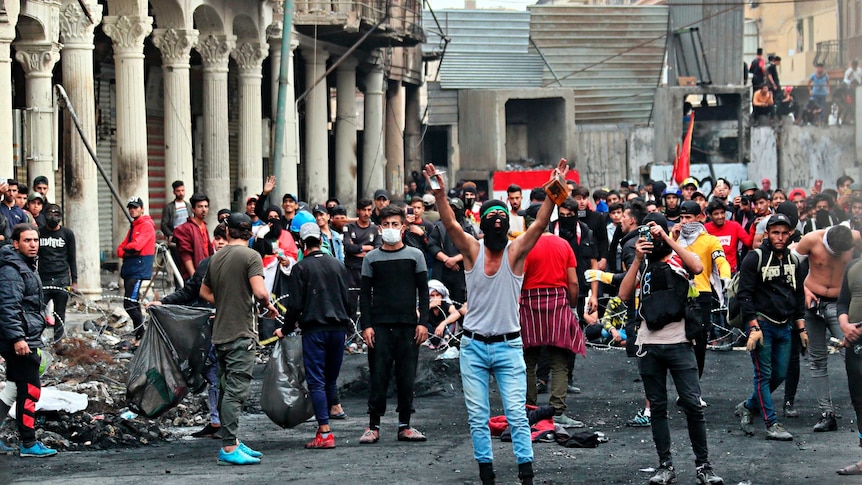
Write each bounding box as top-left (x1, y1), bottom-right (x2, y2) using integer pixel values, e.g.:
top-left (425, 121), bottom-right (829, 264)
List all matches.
top-left (43, 284), bottom-right (69, 343)
top-left (784, 330), bottom-right (802, 405)
top-left (1, 351), bottom-right (41, 446)
top-left (638, 343), bottom-right (709, 467)
top-left (367, 326), bottom-right (419, 420)
top-left (693, 293), bottom-right (714, 379)
top-left (123, 278), bottom-right (145, 340)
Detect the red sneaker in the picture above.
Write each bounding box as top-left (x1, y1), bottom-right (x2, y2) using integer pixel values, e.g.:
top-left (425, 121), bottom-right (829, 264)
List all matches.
top-left (305, 432), bottom-right (335, 449)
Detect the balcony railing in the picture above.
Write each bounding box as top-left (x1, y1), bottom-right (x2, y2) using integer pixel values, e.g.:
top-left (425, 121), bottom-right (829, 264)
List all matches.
top-left (294, 0), bottom-right (424, 43)
top-left (813, 40), bottom-right (845, 70)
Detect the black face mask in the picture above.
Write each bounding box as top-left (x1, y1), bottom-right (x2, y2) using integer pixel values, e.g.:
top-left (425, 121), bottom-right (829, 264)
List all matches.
top-left (46, 216), bottom-right (61, 229)
top-left (268, 219), bottom-right (282, 238)
top-left (558, 216), bottom-right (577, 236)
top-left (480, 215), bottom-right (510, 251)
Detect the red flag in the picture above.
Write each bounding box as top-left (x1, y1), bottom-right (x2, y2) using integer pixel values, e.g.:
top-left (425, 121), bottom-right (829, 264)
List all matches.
top-left (674, 111), bottom-right (694, 185)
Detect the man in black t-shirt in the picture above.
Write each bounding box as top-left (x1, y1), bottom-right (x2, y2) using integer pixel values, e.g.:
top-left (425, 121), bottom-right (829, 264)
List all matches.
top-left (38, 204), bottom-right (76, 343)
top-left (343, 199), bottom-right (382, 319)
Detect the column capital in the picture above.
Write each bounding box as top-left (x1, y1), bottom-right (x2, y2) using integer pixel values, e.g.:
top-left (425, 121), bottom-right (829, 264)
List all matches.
top-left (13, 41), bottom-right (61, 78)
top-left (300, 46), bottom-right (329, 64)
top-left (103, 15), bottom-right (152, 58)
top-left (196, 34), bottom-right (236, 72)
top-left (231, 41), bottom-right (268, 74)
top-left (266, 23), bottom-right (300, 50)
top-left (59, 0), bottom-right (102, 47)
top-left (152, 28), bottom-right (199, 67)
top-left (269, 0), bottom-right (285, 17)
top-left (337, 56), bottom-right (359, 72)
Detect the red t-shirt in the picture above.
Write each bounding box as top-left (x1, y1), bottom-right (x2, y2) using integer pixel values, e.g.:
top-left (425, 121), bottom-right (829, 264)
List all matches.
top-left (704, 219), bottom-right (752, 272)
top-left (523, 234), bottom-right (577, 290)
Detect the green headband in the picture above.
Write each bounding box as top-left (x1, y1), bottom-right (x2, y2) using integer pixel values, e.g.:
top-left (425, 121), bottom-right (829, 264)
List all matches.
top-left (481, 205), bottom-right (510, 219)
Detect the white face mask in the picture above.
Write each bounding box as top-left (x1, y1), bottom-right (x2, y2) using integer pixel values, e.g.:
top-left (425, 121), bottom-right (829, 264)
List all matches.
top-left (381, 227), bottom-right (402, 245)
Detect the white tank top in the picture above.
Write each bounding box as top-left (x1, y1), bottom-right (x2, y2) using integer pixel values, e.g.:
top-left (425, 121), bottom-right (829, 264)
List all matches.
top-left (463, 241), bottom-right (523, 336)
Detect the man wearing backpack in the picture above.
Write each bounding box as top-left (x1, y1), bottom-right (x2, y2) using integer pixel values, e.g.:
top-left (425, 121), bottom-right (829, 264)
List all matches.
top-left (619, 214), bottom-right (723, 485)
top-left (734, 214), bottom-right (807, 441)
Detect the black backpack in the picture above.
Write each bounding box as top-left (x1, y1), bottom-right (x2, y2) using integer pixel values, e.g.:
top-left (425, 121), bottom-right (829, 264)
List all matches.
top-left (638, 260), bottom-right (692, 332)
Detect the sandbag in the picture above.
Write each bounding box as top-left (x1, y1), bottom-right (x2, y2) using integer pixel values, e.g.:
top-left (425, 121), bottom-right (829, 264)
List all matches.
top-left (126, 317), bottom-right (188, 418)
top-left (148, 305), bottom-right (213, 393)
top-left (261, 336), bottom-right (314, 428)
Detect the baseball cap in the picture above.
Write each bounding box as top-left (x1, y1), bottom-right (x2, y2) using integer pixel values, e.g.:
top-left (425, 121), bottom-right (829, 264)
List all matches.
top-left (311, 204), bottom-right (327, 214)
top-left (27, 193), bottom-right (44, 203)
top-left (788, 188), bottom-right (807, 200)
top-left (373, 189), bottom-right (390, 201)
top-left (246, 196), bottom-right (258, 204)
top-left (33, 175), bottom-right (49, 186)
top-left (299, 222), bottom-right (321, 241)
top-left (422, 194), bottom-right (436, 207)
top-left (679, 200), bottom-right (702, 216)
top-left (681, 177), bottom-right (699, 189)
top-left (449, 197), bottom-right (464, 210)
top-left (217, 208), bottom-right (232, 220)
top-left (226, 212), bottom-right (253, 230)
top-left (766, 213), bottom-right (792, 229)
top-left (127, 196), bottom-right (144, 208)
top-left (850, 182), bottom-right (862, 191)
top-left (283, 193), bottom-right (297, 202)
top-left (692, 190), bottom-right (707, 200)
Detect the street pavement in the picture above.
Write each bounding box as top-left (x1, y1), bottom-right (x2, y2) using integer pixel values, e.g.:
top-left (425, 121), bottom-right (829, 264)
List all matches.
top-left (1, 346), bottom-right (861, 484)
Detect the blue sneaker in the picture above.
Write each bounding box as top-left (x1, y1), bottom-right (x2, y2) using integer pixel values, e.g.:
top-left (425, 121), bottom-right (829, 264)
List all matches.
top-left (238, 441), bottom-right (263, 458)
top-left (217, 447), bottom-right (260, 466)
top-left (19, 441), bottom-right (57, 458)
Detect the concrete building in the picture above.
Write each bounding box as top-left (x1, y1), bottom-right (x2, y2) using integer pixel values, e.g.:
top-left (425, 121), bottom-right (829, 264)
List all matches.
top-left (0, 0), bottom-right (424, 296)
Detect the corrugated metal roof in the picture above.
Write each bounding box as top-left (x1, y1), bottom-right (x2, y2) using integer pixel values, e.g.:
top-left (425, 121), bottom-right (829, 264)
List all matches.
top-left (668, 0), bottom-right (744, 86)
top-left (529, 5), bottom-right (669, 124)
top-left (426, 81), bottom-right (458, 126)
top-left (423, 9), bottom-right (543, 89)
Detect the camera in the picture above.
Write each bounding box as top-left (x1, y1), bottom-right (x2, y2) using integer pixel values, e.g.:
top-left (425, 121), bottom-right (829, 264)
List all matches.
top-left (740, 195), bottom-right (750, 205)
top-left (638, 225), bottom-right (652, 242)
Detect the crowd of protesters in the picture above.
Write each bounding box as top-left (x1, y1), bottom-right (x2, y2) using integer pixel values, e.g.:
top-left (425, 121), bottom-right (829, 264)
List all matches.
top-left (3, 167), bottom-right (862, 485)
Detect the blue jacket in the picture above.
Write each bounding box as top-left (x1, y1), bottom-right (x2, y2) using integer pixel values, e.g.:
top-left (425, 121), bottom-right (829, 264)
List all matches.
top-left (0, 245), bottom-right (47, 352)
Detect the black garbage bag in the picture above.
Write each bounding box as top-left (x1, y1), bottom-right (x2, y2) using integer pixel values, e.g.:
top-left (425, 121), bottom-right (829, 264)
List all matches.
top-left (261, 336), bottom-right (314, 428)
top-left (126, 317), bottom-right (188, 418)
top-left (148, 305), bottom-right (213, 393)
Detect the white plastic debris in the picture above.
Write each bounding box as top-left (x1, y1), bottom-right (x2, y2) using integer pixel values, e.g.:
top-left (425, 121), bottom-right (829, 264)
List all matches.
top-left (436, 347), bottom-right (460, 360)
top-left (8, 387), bottom-right (88, 417)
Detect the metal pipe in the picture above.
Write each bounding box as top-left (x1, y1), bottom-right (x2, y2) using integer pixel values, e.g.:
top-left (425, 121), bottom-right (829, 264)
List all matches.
top-left (55, 84), bottom-right (132, 224)
top-left (271, 0), bottom-right (296, 195)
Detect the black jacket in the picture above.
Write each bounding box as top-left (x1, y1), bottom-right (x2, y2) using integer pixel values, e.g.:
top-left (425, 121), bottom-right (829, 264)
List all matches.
top-left (0, 245), bottom-right (46, 352)
top-left (38, 225), bottom-right (77, 285)
top-left (737, 239), bottom-right (805, 325)
top-left (283, 250), bottom-right (351, 333)
top-left (161, 257), bottom-right (212, 307)
top-left (428, 219), bottom-right (476, 284)
top-left (551, 219), bottom-right (597, 297)
top-left (579, 209), bottom-right (609, 262)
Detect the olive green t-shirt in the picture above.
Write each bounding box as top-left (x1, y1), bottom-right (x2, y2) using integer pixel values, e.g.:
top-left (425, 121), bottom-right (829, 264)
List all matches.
top-left (203, 244), bottom-right (265, 344)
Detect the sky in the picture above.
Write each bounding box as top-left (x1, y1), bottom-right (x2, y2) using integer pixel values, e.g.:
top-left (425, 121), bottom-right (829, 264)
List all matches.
top-left (426, 0), bottom-right (533, 11)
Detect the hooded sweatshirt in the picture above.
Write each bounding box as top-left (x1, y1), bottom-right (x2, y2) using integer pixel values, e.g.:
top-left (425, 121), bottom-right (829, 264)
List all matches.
top-left (0, 244), bottom-right (46, 352)
top-left (737, 238), bottom-right (805, 325)
top-left (117, 214), bottom-right (156, 279)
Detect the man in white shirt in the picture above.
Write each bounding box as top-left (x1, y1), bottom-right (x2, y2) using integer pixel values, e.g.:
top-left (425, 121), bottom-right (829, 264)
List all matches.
top-left (844, 59), bottom-right (862, 87)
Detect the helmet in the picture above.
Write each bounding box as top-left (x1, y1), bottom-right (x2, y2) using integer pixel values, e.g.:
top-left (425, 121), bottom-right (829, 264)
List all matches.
top-left (289, 210), bottom-right (316, 232)
top-left (662, 186), bottom-right (682, 198)
top-left (681, 177), bottom-right (699, 189)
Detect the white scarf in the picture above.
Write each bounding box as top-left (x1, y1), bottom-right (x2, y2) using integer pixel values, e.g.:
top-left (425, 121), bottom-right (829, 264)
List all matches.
top-left (678, 222), bottom-right (725, 305)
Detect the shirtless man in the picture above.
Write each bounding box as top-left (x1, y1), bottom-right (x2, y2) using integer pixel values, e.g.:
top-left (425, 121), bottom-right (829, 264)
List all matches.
top-left (793, 225), bottom-right (862, 432)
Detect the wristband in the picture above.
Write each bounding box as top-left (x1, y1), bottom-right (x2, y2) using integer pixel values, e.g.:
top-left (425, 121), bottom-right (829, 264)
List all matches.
top-left (796, 327), bottom-right (807, 334)
top-left (749, 326), bottom-right (761, 332)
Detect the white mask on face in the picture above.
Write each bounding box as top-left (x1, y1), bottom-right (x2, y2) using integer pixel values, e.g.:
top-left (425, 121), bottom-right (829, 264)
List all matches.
top-left (381, 228), bottom-right (402, 245)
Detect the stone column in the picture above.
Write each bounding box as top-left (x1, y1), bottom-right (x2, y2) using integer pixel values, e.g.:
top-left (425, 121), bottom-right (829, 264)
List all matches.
top-left (152, 28), bottom-right (198, 195)
top-left (362, 60), bottom-right (386, 199)
top-left (232, 41), bottom-right (268, 201)
top-left (13, 41), bottom-right (61, 199)
top-left (196, 33), bottom-right (236, 227)
top-left (59, 0), bottom-right (102, 296)
top-left (385, 80), bottom-right (405, 199)
top-left (335, 57), bottom-right (358, 211)
top-left (103, 15), bottom-right (153, 247)
top-left (301, 46), bottom-right (329, 204)
top-left (266, 25), bottom-right (300, 199)
top-left (857, 86), bottom-right (862, 164)
top-left (404, 84), bottom-right (422, 183)
top-left (0, 4), bottom-right (18, 179)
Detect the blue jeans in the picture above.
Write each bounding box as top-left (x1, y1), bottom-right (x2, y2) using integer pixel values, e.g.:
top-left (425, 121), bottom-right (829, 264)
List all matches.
top-left (460, 335), bottom-right (533, 465)
top-left (303, 330), bottom-right (346, 427)
top-left (746, 320), bottom-right (791, 427)
top-left (205, 345), bottom-right (220, 425)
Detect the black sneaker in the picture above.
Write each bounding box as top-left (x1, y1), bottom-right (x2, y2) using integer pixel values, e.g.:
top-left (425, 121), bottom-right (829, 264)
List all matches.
top-left (191, 423), bottom-right (222, 438)
top-left (536, 380), bottom-right (548, 394)
top-left (813, 412), bottom-right (837, 432)
top-left (696, 463), bottom-right (724, 485)
top-left (649, 463), bottom-right (676, 485)
top-left (783, 401), bottom-right (799, 418)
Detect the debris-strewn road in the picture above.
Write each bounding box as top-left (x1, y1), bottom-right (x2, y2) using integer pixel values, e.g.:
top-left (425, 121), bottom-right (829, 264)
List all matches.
top-left (2, 347), bottom-right (860, 485)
